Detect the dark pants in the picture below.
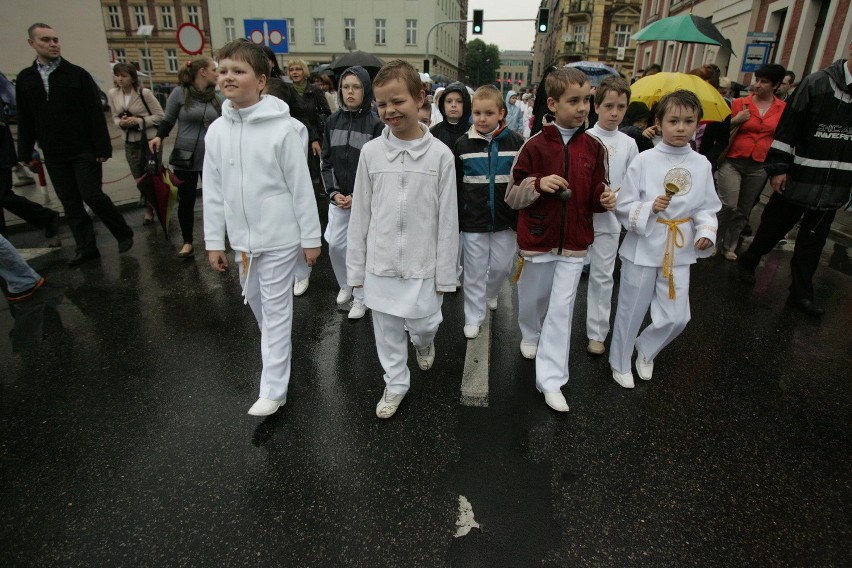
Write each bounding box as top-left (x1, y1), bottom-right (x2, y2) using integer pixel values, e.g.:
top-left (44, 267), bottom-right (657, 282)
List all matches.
top-left (0, 167), bottom-right (58, 238)
top-left (738, 192), bottom-right (836, 301)
top-left (45, 154), bottom-right (133, 254)
top-left (174, 170), bottom-right (199, 245)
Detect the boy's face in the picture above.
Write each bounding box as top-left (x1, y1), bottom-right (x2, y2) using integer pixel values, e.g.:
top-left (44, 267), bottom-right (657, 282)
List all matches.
top-left (509, 95), bottom-right (518, 105)
top-left (656, 104), bottom-right (699, 147)
top-left (418, 107), bottom-right (432, 127)
top-left (547, 82), bottom-right (591, 129)
top-left (217, 57), bottom-right (266, 109)
top-left (340, 73), bottom-right (364, 111)
top-left (374, 78), bottom-right (425, 141)
top-left (443, 92), bottom-right (464, 121)
top-left (472, 99), bottom-right (504, 134)
top-left (594, 90), bottom-right (629, 132)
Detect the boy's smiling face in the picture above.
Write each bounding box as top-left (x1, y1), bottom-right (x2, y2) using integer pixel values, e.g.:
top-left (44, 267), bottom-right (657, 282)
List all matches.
top-left (374, 78), bottom-right (425, 140)
top-left (547, 81), bottom-right (591, 129)
top-left (217, 57), bottom-right (266, 109)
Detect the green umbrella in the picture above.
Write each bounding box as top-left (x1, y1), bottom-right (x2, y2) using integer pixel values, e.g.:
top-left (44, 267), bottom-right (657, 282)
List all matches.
top-left (632, 14), bottom-right (734, 53)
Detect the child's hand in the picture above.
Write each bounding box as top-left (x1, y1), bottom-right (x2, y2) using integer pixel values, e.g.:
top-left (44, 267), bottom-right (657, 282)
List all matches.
top-left (652, 194), bottom-right (671, 213)
top-left (600, 190), bottom-right (616, 211)
top-left (304, 247), bottom-right (321, 267)
top-left (334, 194), bottom-right (352, 209)
top-left (642, 125), bottom-right (658, 139)
top-left (208, 251), bottom-right (228, 272)
top-left (539, 174), bottom-right (569, 194)
top-left (696, 237), bottom-right (713, 250)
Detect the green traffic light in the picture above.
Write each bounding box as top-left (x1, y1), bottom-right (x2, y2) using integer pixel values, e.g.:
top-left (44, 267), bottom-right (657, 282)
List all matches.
top-left (539, 24), bottom-right (547, 32)
top-left (474, 25), bottom-right (481, 32)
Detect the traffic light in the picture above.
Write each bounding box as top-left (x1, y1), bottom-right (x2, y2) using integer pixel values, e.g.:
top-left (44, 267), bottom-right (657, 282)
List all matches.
top-left (537, 8), bottom-right (549, 33)
top-left (473, 10), bottom-right (483, 34)
top-left (423, 59), bottom-right (429, 73)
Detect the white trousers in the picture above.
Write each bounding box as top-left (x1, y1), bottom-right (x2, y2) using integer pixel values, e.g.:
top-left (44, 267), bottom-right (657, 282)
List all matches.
top-left (586, 231), bottom-right (620, 342)
top-left (517, 257), bottom-right (584, 393)
top-left (461, 230), bottom-right (516, 326)
top-left (324, 204), bottom-right (363, 301)
top-left (372, 308), bottom-right (443, 395)
top-left (608, 258), bottom-right (691, 374)
top-left (237, 245), bottom-right (299, 401)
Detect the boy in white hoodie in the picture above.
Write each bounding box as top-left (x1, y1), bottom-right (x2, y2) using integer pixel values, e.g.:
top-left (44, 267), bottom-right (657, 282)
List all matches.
top-left (203, 40), bottom-right (322, 416)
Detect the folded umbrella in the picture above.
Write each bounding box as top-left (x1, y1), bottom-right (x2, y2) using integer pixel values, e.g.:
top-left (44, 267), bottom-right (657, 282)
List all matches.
top-left (630, 72), bottom-right (731, 123)
top-left (135, 156), bottom-right (181, 239)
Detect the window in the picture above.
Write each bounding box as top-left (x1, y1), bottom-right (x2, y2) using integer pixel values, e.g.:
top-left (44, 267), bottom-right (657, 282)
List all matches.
top-left (224, 18), bottom-right (235, 41)
top-left (114, 48), bottom-right (126, 63)
top-left (406, 19), bottom-right (417, 45)
top-left (375, 19), bottom-right (386, 45)
top-left (287, 19), bottom-right (295, 44)
top-left (313, 18), bottom-right (325, 44)
top-left (160, 6), bottom-right (174, 29)
top-left (107, 5), bottom-right (121, 29)
top-left (344, 18), bottom-right (355, 42)
top-left (139, 48), bottom-right (153, 73)
top-left (573, 24), bottom-right (587, 46)
top-left (614, 24), bottom-right (632, 48)
top-left (165, 48), bottom-right (179, 73)
top-left (134, 5), bottom-right (146, 28)
top-left (187, 5), bottom-right (200, 26)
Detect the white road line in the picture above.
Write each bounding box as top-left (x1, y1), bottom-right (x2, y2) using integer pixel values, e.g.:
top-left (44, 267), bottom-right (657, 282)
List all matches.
top-left (18, 248), bottom-right (62, 262)
top-left (460, 311), bottom-right (490, 407)
top-left (454, 495), bottom-right (481, 537)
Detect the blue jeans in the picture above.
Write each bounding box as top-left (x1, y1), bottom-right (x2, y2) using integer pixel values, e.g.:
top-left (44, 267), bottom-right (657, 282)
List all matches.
top-left (0, 234), bottom-right (41, 293)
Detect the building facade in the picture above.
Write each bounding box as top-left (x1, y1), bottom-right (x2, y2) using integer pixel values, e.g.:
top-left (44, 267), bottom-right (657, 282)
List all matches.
top-left (101, 0), bottom-right (213, 87)
top-left (532, 0), bottom-right (643, 83)
top-left (206, 0), bottom-right (465, 80)
top-left (497, 50), bottom-right (534, 94)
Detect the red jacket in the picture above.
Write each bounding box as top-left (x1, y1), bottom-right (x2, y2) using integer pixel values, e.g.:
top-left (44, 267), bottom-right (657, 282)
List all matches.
top-left (506, 120), bottom-right (608, 255)
top-left (727, 95), bottom-right (786, 162)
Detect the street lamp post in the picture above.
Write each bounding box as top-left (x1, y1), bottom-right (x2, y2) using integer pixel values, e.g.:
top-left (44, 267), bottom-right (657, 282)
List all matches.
top-left (136, 24), bottom-right (154, 91)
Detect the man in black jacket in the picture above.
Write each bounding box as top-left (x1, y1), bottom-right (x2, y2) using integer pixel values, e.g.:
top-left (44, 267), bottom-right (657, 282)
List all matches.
top-left (16, 23), bottom-right (133, 266)
top-left (738, 44), bottom-right (852, 316)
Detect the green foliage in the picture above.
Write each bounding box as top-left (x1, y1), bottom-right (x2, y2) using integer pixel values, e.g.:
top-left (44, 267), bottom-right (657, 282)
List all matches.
top-left (464, 39), bottom-right (501, 87)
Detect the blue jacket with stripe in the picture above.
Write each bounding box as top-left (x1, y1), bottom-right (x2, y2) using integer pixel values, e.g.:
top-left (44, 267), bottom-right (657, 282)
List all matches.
top-left (453, 123), bottom-right (524, 232)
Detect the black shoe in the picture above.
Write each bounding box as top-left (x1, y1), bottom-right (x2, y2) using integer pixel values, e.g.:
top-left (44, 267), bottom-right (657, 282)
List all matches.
top-left (118, 236), bottom-right (134, 254)
top-left (44, 213), bottom-right (60, 239)
top-left (786, 296), bottom-right (825, 317)
top-left (68, 250), bottom-right (100, 266)
top-left (737, 263), bottom-right (756, 285)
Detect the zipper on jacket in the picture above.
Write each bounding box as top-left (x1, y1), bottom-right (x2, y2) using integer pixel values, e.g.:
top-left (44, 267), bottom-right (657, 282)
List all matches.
top-left (398, 152), bottom-right (405, 268)
top-left (236, 111), bottom-right (251, 252)
top-left (557, 141), bottom-right (569, 255)
top-left (488, 140), bottom-right (495, 231)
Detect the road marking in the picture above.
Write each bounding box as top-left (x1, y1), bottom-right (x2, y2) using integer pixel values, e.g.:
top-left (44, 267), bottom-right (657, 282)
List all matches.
top-left (460, 311), bottom-right (490, 407)
top-left (18, 248), bottom-right (62, 262)
top-left (454, 495), bottom-right (481, 537)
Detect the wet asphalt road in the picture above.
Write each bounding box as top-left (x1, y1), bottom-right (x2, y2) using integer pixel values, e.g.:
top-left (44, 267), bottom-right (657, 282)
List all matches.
top-left (2, 200), bottom-right (851, 567)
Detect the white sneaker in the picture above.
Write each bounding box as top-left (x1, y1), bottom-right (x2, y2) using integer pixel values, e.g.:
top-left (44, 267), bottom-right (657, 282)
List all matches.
top-left (247, 397), bottom-right (286, 416)
top-left (587, 339), bottom-right (605, 355)
top-left (415, 343), bottom-right (435, 370)
top-left (376, 388), bottom-right (405, 419)
top-left (348, 299), bottom-right (367, 319)
top-left (541, 391), bottom-right (569, 412)
top-left (635, 342), bottom-right (654, 380)
top-left (612, 369), bottom-right (635, 389)
top-left (486, 296), bottom-right (498, 311)
top-left (293, 277), bottom-right (310, 296)
top-left (336, 287), bottom-right (352, 305)
top-left (520, 340), bottom-right (538, 359)
top-left (463, 325), bottom-right (480, 339)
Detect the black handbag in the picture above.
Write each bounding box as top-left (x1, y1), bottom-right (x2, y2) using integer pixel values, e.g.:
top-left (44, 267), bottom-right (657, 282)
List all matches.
top-left (168, 102), bottom-right (207, 170)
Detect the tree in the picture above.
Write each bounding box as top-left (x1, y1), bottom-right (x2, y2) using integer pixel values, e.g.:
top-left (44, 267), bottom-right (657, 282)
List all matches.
top-left (464, 39), bottom-right (501, 88)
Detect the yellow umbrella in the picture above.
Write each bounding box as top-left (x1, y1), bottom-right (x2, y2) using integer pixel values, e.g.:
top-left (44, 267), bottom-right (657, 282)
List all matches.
top-left (630, 72), bottom-right (731, 123)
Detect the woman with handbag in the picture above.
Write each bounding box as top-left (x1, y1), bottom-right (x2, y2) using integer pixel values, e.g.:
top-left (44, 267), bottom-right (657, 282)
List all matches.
top-left (148, 57), bottom-right (221, 258)
top-left (715, 64), bottom-right (786, 261)
top-left (108, 63), bottom-right (164, 225)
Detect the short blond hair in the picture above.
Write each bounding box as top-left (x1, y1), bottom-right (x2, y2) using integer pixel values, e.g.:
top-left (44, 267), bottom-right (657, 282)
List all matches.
top-left (471, 85), bottom-right (505, 112)
top-left (545, 68), bottom-right (589, 101)
top-left (286, 58), bottom-right (309, 76)
top-left (373, 59), bottom-right (423, 99)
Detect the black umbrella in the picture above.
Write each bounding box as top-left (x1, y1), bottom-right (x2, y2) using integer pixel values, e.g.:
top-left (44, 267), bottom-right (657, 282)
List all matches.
top-left (330, 51), bottom-right (385, 80)
top-left (429, 73), bottom-right (454, 85)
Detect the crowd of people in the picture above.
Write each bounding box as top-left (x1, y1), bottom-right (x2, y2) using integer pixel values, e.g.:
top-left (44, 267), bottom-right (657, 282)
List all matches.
top-left (2, 23), bottom-right (850, 420)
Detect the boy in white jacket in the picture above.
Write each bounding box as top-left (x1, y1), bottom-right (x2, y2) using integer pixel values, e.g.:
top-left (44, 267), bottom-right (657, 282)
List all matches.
top-left (609, 90), bottom-right (721, 389)
top-left (347, 60), bottom-right (458, 419)
top-left (203, 41), bottom-right (322, 416)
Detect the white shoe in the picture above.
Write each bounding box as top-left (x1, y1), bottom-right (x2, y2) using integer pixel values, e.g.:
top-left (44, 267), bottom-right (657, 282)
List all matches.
top-left (293, 277), bottom-right (310, 296)
top-left (415, 343), bottom-right (435, 370)
top-left (376, 388), bottom-right (405, 419)
top-left (463, 324), bottom-right (480, 339)
top-left (635, 342), bottom-right (654, 380)
top-left (520, 340), bottom-right (538, 359)
top-left (348, 299), bottom-right (367, 319)
top-left (336, 287), bottom-right (352, 304)
top-left (486, 296), bottom-right (498, 311)
top-left (612, 369), bottom-right (635, 389)
top-left (541, 391), bottom-right (569, 412)
top-left (247, 397), bottom-right (286, 416)
top-left (587, 339), bottom-right (605, 355)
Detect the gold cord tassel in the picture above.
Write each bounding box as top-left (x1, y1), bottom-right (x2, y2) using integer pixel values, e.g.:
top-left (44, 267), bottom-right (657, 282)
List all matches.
top-left (241, 252), bottom-right (249, 277)
top-left (511, 255), bottom-right (525, 283)
top-left (656, 217), bottom-right (690, 300)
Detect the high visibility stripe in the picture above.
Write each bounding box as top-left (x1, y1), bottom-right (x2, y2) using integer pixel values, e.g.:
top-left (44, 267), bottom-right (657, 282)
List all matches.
top-left (463, 174), bottom-right (511, 184)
